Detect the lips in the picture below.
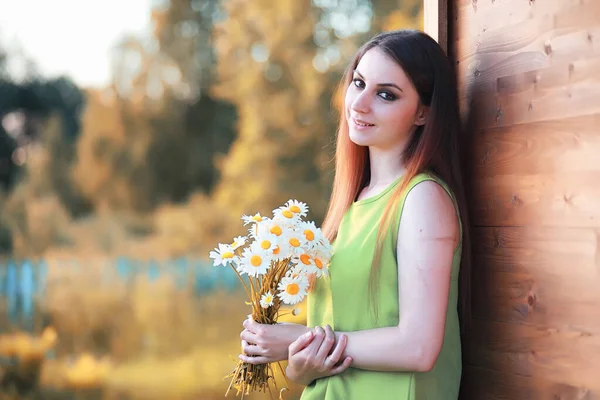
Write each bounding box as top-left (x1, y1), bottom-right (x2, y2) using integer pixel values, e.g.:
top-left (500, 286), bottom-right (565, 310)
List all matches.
top-left (352, 117), bottom-right (375, 127)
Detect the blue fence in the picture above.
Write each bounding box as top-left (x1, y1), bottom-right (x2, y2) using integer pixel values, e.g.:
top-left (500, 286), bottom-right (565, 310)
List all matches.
top-left (0, 258), bottom-right (241, 330)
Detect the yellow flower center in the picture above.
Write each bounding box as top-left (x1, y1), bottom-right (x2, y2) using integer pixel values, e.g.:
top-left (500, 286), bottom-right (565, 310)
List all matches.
top-left (250, 255), bottom-right (262, 267)
top-left (289, 238), bottom-right (300, 247)
top-left (222, 252), bottom-right (234, 259)
top-left (261, 240), bottom-right (271, 249)
top-left (314, 258), bottom-right (323, 269)
top-left (304, 229), bottom-right (315, 241)
top-left (270, 225), bottom-right (282, 236)
top-left (273, 246), bottom-right (281, 255)
top-left (282, 209), bottom-right (294, 219)
top-left (290, 205), bottom-right (301, 213)
top-left (286, 283), bottom-right (299, 295)
top-left (265, 295), bottom-right (272, 302)
top-left (252, 215), bottom-right (262, 222)
top-left (300, 254), bottom-right (311, 265)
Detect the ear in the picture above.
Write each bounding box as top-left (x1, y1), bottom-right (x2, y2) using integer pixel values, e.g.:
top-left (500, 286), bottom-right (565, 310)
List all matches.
top-left (414, 104), bottom-right (429, 126)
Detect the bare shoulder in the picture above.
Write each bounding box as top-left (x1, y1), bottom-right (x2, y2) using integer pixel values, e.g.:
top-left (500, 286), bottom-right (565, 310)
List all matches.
top-left (400, 179), bottom-right (459, 247)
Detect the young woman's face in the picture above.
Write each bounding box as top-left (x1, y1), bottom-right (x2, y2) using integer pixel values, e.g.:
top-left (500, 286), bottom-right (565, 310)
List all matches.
top-left (344, 47), bottom-right (425, 150)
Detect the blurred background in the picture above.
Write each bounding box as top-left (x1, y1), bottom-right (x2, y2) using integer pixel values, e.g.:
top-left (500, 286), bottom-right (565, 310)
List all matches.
top-left (0, 0), bottom-right (422, 398)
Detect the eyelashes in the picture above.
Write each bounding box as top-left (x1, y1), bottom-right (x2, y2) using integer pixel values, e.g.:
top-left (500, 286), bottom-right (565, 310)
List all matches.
top-left (351, 78), bottom-right (397, 101)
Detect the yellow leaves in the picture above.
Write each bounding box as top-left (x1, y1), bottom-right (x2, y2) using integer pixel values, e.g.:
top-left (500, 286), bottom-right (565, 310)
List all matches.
top-left (65, 353), bottom-right (112, 389)
top-left (0, 326), bottom-right (58, 361)
top-left (105, 347), bottom-right (226, 397)
top-left (381, 8), bottom-right (424, 32)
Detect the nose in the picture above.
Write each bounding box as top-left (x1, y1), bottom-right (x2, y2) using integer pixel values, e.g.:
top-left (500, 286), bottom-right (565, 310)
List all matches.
top-left (350, 89), bottom-right (371, 114)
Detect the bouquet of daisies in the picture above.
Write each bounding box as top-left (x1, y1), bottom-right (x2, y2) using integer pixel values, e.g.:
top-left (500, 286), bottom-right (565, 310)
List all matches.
top-left (209, 200), bottom-right (333, 398)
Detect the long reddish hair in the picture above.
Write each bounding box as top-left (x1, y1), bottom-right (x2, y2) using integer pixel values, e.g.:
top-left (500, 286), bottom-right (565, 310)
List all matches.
top-left (321, 30), bottom-right (472, 332)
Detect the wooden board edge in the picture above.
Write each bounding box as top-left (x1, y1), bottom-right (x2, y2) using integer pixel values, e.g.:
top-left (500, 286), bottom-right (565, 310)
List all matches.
top-left (424, 0), bottom-right (449, 54)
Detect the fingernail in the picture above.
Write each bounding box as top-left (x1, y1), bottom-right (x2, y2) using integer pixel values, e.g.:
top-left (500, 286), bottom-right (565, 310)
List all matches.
top-left (304, 331), bottom-right (313, 337)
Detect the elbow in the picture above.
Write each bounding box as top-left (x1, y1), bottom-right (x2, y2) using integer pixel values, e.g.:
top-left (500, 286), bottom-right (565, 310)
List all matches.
top-left (415, 358), bottom-right (436, 372)
top-left (413, 345), bottom-right (441, 373)
top-left (394, 325), bottom-right (443, 372)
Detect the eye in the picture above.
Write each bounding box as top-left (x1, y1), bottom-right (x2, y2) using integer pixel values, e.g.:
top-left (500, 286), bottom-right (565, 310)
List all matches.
top-left (352, 78), bottom-right (365, 89)
top-left (378, 91), bottom-right (396, 101)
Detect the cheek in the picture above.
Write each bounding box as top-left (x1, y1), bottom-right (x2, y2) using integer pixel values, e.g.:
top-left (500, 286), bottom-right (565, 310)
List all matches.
top-left (387, 101), bottom-right (418, 126)
top-left (344, 90), bottom-right (355, 115)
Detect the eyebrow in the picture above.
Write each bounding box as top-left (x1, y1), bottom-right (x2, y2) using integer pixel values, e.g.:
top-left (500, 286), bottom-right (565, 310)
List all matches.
top-left (354, 69), bottom-right (404, 92)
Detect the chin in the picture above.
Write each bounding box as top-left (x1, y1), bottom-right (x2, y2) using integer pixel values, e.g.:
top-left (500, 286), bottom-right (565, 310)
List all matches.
top-left (348, 130), bottom-right (373, 147)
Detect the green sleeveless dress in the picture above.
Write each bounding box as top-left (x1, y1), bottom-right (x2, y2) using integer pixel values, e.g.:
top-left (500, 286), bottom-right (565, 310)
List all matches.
top-left (301, 172), bottom-right (462, 400)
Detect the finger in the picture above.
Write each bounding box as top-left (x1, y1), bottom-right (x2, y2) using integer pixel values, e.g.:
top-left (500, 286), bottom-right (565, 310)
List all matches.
top-left (306, 326), bottom-right (325, 356)
top-left (325, 333), bottom-right (347, 366)
top-left (245, 317), bottom-right (264, 335)
top-left (289, 330), bottom-right (314, 355)
top-left (239, 353), bottom-right (269, 365)
top-left (240, 329), bottom-right (260, 344)
top-left (243, 316), bottom-right (255, 330)
top-left (329, 356), bottom-right (353, 375)
top-left (315, 325), bottom-right (336, 361)
top-left (241, 339), bottom-right (265, 356)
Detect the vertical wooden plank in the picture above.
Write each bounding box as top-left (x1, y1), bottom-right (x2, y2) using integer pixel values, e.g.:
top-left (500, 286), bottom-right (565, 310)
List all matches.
top-left (424, 0), bottom-right (449, 54)
top-left (451, 0), bottom-right (600, 398)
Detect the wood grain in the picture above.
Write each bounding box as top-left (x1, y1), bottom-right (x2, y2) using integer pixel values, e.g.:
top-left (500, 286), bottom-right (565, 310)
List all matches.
top-left (464, 320), bottom-right (600, 390)
top-left (451, 0), bottom-right (600, 396)
top-left (454, 0), bottom-right (600, 128)
top-left (472, 227), bottom-right (600, 279)
top-left (471, 172), bottom-right (600, 227)
top-left (460, 366), bottom-right (600, 400)
top-left (472, 268), bottom-right (600, 332)
top-left (471, 115), bottom-right (600, 177)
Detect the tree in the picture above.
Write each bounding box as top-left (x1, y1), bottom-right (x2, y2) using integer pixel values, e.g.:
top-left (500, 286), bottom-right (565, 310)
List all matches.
top-left (73, 0), bottom-right (237, 212)
top-left (209, 0), bottom-right (340, 225)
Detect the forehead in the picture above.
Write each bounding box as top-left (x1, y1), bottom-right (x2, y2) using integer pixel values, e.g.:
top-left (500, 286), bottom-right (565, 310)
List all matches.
top-left (355, 47), bottom-right (411, 87)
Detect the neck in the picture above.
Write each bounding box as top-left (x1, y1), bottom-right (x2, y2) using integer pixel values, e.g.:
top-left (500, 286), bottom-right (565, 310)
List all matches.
top-left (366, 143), bottom-right (407, 187)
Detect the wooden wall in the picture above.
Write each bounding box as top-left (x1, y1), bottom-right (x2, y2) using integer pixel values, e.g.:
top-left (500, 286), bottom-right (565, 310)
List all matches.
top-left (448, 0), bottom-right (600, 398)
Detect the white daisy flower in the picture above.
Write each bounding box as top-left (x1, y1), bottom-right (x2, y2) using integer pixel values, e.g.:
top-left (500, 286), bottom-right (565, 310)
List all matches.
top-left (292, 251), bottom-right (316, 273)
top-left (273, 205), bottom-right (301, 224)
top-left (314, 239), bottom-right (334, 260)
top-left (241, 213), bottom-right (268, 226)
top-left (280, 229), bottom-right (308, 257)
top-left (238, 243), bottom-right (272, 277)
top-left (277, 275), bottom-right (309, 305)
top-left (260, 291), bottom-right (274, 308)
top-left (253, 219), bottom-right (289, 240)
top-left (270, 244), bottom-right (287, 261)
top-left (299, 221), bottom-right (324, 249)
top-left (254, 232), bottom-right (279, 254)
top-left (292, 250), bottom-right (327, 277)
top-left (230, 236), bottom-right (247, 250)
top-left (209, 243), bottom-right (236, 267)
top-left (286, 263), bottom-right (310, 280)
top-left (285, 199), bottom-right (308, 218)
top-left (311, 252), bottom-right (329, 277)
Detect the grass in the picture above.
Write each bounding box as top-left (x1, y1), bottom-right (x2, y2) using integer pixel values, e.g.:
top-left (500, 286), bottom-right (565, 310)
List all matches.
top-left (0, 263), bottom-right (308, 400)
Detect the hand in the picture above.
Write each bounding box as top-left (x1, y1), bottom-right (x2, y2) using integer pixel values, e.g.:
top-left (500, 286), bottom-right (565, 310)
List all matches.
top-left (286, 325), bottom-right (352, 386)
top-left (239, 316), bottom-right (310, 364)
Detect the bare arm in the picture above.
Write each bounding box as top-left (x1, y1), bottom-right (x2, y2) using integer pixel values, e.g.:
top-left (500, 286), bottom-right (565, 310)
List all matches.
top-left (239, 319), bottom-right (311, 363)
top-left (335, 181), bottom-right (459, 372)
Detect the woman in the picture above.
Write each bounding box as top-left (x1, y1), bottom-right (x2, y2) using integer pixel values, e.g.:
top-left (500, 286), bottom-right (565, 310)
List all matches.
top-left (239, 29), bottom-right (471, 399)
